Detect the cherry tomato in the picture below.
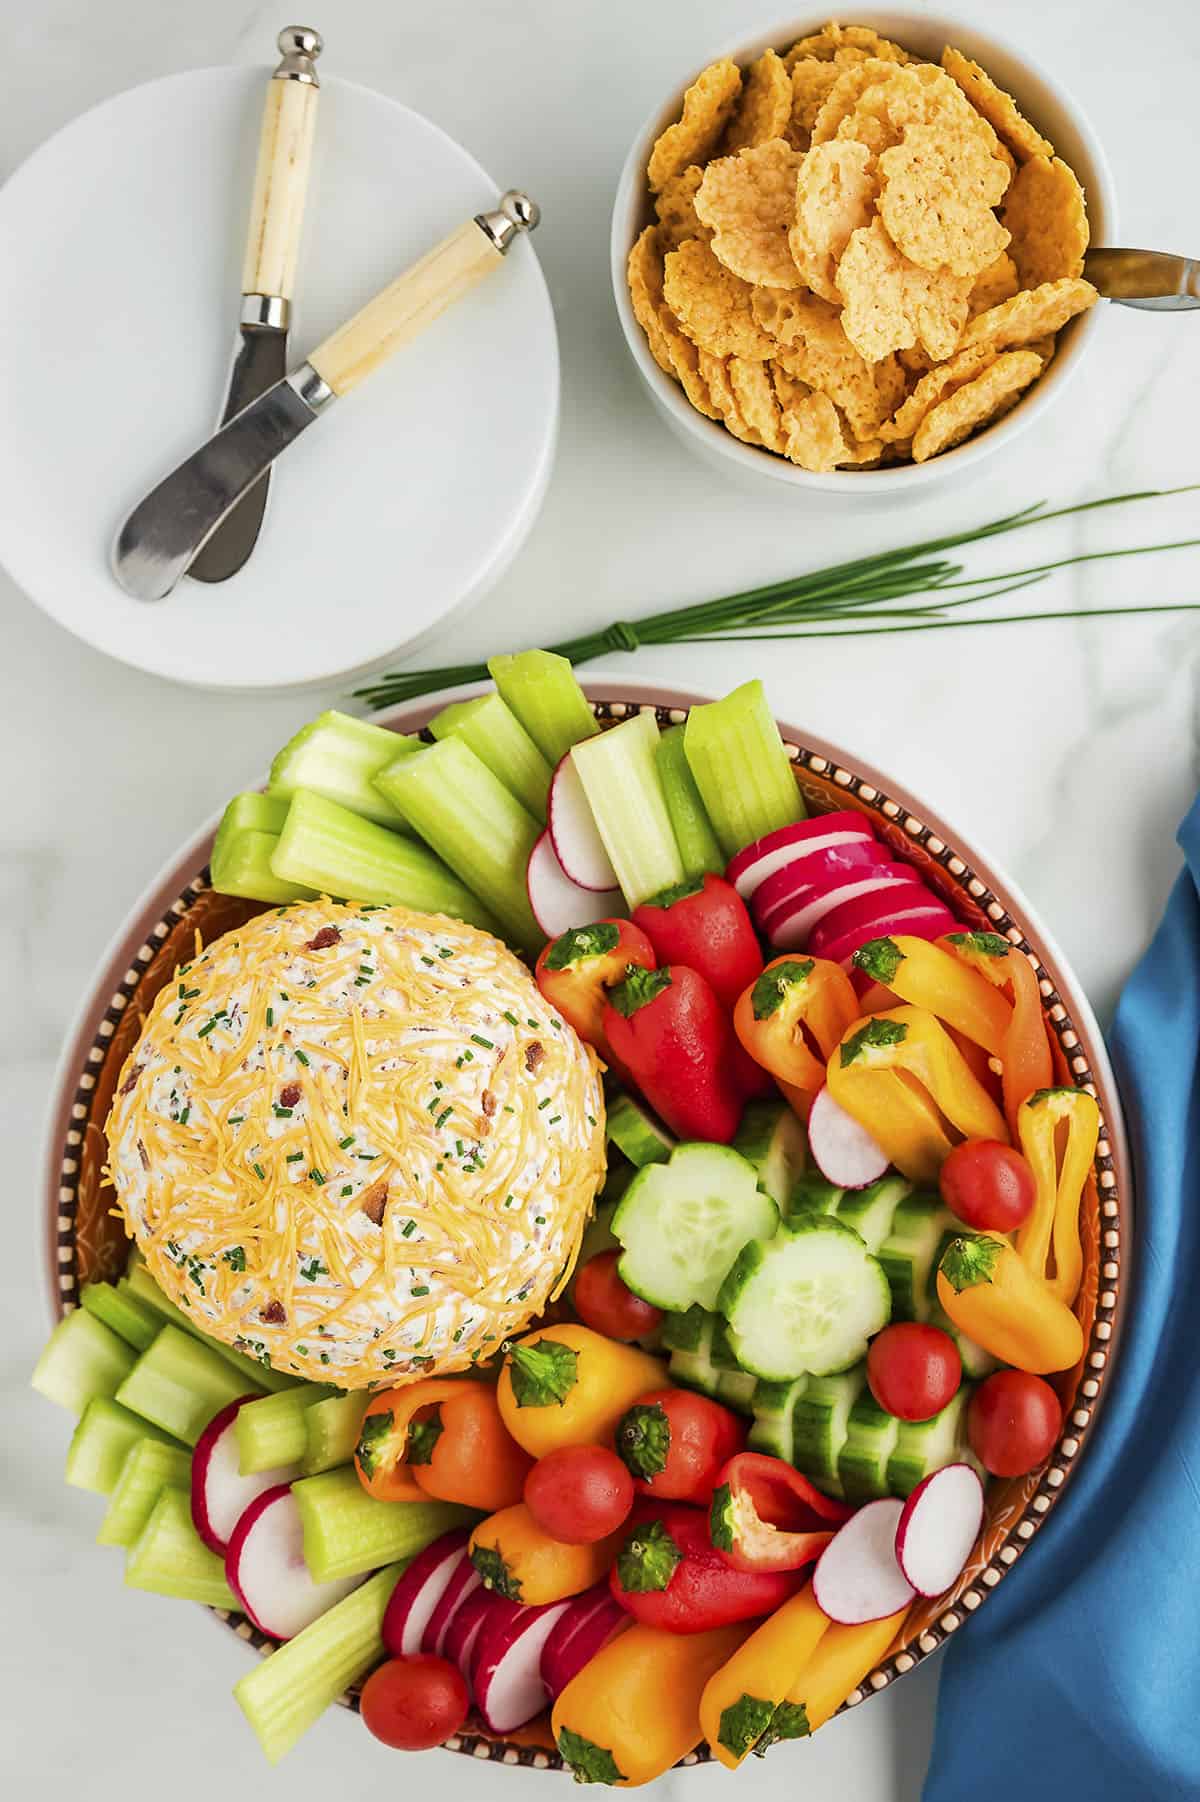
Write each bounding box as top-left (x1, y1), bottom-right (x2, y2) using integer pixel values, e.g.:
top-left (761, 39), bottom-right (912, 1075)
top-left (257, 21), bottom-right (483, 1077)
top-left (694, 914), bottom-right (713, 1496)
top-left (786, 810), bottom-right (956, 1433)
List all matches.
top-left (615, 1386), bottom-right (746, 1503)
top-left (867, 1322), bottom-right (962, 1422)
top-left (524, 1444), bottom-right (635, 1544)
top-left (968, 1369), bottom-right (1062, 1476)
top-left (939, 1139), bottom-right (1036, 1233)
top-left (574, 1249), bottom-right (665, 1342)
top-left (360, 1655), bottom-right (469, 1751)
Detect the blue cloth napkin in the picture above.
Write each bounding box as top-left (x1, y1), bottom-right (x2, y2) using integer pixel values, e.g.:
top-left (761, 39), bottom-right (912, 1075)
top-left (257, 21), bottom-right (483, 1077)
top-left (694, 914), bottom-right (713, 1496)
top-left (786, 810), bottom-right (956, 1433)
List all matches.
top-left (923, 797), bottom-right (1200, 1801)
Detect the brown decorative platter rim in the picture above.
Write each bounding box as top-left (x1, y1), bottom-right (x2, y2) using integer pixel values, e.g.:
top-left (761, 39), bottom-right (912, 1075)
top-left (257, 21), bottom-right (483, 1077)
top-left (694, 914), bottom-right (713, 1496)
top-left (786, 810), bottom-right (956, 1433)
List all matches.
top-left (42, 677), bottom-right (1130, 1773)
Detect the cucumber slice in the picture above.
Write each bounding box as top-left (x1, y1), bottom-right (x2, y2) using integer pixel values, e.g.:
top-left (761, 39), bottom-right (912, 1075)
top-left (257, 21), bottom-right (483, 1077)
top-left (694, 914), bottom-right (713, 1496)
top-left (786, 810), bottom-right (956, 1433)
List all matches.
top-left (655, 724), bottom-right (723, 879)
top-left (66, 1398), bottom-right (178, 1496)
top-left (665, 1311), bottom-right (722, 1399)
top-left (733, 1101), bottom-right (808, 1210)
top-left (31, 1308), bottom-right (138, 1414)
top-left (97, 1439), bottom-right (193, 1548)
top-left (832, 1175), bottom-right (911, 1253)
top-left (719, 1217), bottom-right (890, 1380)
top-left (887, 1385), bottom-right (974, 1499)
top-left (487, 650), bottom-right (598, 766)
top-left (235, 1383), bottom-right (337, 1475)
top-left (877, 1193), bottom-right (957, 1322)
top-left (606, 1093), bottom-right (675, 1168)
top-left (789, 1172), bottom-right (844, 1218)
top-left (837, 1390), bottom-right (901, 1503)
top-left (292, 1468), bottom-right (475, 1583)
top-left (122, 1263), bottom-right (297, 1393)
top-left (682, 680), bottom-right (804, 860)
top-left (116, 1324), bottom-right (261, 1447)
top-left (790, 1365), bottom-right (867, 1496)
top-left (661, 1303), bottom-right (711, 1354)
top-left (715, 1369), bottom-right (759, 1410)
top-left (429, 691), bottom-right (553, 824)
top-left (272, 790), bottom-right (499, 935)
top-left (570, 711), bottom-right (684, 908)
top-left (748, 1376), bottom-right (809, 1459)
top-left (613, 1143), bottom-right (779, 1312)
top-left (125, 1485), bottom-right (236, 1609)
top-left (268, 710), bottom-right (416, 829)
top-left (80, 1281), bottom-right (162, 1353)
top-left (301, 1391), bottom-right (370, 1478)
top-left (234, 1561), bottom-right (404, 1764)
top-left (375, 737), bottom-right (542, 952)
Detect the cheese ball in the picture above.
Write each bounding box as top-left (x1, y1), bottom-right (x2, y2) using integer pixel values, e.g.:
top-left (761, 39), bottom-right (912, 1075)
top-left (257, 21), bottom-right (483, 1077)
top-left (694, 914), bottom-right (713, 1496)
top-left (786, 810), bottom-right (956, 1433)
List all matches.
top-left (107, 898), bottom-right (606, 1386)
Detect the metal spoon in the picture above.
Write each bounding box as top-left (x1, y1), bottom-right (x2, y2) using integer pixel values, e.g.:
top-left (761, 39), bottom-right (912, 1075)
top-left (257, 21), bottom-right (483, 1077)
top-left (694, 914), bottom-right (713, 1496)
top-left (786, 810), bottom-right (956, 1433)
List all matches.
top-left (1084, 248), bottom-right (1199, 311)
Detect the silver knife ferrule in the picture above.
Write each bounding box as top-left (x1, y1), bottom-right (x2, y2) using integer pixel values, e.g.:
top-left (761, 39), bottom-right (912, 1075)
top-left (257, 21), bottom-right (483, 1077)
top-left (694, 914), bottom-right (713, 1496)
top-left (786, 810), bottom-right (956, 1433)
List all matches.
top-left (273, 26), bottom-right (322, 84)
top-left (475, 190), bottom-right (541, 255)
top-left (287, 361), bottom-right (336, 415)
top-left (240, 294), bottom-right (291, 331)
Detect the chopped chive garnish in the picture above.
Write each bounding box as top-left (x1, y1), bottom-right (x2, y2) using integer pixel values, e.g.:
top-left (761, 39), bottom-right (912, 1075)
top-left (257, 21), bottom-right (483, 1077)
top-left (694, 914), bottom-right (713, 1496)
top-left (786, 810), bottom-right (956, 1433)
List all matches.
top-left (294, 1049), bottom-right (310, 1066)
top-left (341, 1184), bottom-right (353, 1197)
top-left (228, 1115), bottom-right (244, 1126)
top-left (411, 1285), bottom-right (430, 1297)
top-left (420, 956), bottom-right (435, 967)
top-left (179, 1107), bottom-right (191, 1125)
top-left (538, 1097), bottom-right (551, 1110)
top-left (309, 1169), bottom-right (325, 1185)
top-left (470, 1034), bottom-right (494, 1050)
top-left (527, 1018), bottom-right (538, 1029)
top-left (320, 1352), bottom-right (330, 1365)
top-left (273, 1106), bottom-right (293, 1118)
top-left (286, 1151), bottom-right (304, 1163)
top-left (587, 1113), bottom-right (596, 1126)
top-left (339, 1135), bottom-right (355, 1149)
top-left (502, 1010), bottom-right (519, 1027)
top-left (435, 1106), bottom-right (453, 1129)
top-left (266, 1007), bottom-right (274, 1027)
top-left (438, 949), bottom-right (454, 959)
top-left (549, 1114), bottom-right (561, 1124)
top-left (535, 1215), bottom-right (546, 1224)
top-left (401, 1220), bottom-right (417, 1238)
top-left (253, 1163), bottom-right (265, 1180)
top-left (504, 1194), bottom-right (516, 1208)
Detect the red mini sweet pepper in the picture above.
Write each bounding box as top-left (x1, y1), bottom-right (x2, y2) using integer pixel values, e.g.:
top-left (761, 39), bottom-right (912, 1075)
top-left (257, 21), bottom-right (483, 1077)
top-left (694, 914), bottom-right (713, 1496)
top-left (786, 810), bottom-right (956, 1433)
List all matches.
top-left (602, 965), bottom-right (744, 1144)
top-left (535, 920), bottom-right (656, 1073)
top-left (631, 875), bottom-right (763, 1012)
top-left (610, 1501), bottom-right (803, 1633)
top-left (708, 1453), bottom-right (853, 1574)
top-left (615, 1388), bottom-right (747, 1506)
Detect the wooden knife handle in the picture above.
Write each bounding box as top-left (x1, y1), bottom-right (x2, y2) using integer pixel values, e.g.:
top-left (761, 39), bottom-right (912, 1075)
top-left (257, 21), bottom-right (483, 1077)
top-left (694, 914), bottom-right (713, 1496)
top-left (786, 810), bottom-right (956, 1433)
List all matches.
top-left (241, 28), bottom-right (322, 302)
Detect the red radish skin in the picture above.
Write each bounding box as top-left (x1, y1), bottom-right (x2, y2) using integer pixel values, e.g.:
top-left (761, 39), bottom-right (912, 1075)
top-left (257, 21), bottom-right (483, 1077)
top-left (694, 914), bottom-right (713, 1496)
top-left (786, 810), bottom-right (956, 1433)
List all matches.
top-left (807, 1084), bottom-right (890, 1189)
top-left (421, 1549), bottom-right (484, 1656)
top-left (382, 1530), bottom-right (473, 1659)
top-left (895, 1464), bottom-right (985, 1598)
top-left (548, 755), bottom-right (619, 891)
top-left (811, 1498), bottom-right (916, 1625)
top-left (527, 830), bottom-right (622, 937)
top-left (751, 841), bottom-right (889, 931)
top-left (225, 1483), bottom-right (362, 1641)
top-left (470, 1597), bottom-right (571, 1733)
top-left (765, 866), bottom-right (928, 951)
top-left (726, 814), bottom-right (879, 901)
top-left (541, 1589), bottom-right (628, 1699)
top-left (445, 1585), bottom-right (504, 1682)
top-left (810, 893), bottom-right (957, 967)
top-left (190, 1395), bottom-right (299, 1555)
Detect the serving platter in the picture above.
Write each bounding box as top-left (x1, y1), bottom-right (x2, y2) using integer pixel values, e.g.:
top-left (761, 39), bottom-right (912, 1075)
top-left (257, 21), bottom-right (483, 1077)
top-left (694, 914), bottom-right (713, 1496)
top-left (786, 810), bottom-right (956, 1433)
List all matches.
top-left (43, 678), bottom-right (1129, 1769)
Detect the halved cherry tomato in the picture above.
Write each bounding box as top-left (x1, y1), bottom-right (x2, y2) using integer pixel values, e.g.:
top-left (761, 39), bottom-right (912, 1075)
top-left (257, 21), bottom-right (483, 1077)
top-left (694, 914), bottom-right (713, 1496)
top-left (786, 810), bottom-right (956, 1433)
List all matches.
top-left (360, 1655), bottom-right (469, 1751)
top-left (967, 1369), bottom-right (1062, 1476)
top-left (940, 1139), bottom-right (1036, 1233)
top-left (524, 1444), bottom-right (635, 1545)
top-left (574, 1249), bottom-right (665, 1342)
top-left (866, 1323), bottom-right (961, 1422)
top-left (615, 1387), bottom-right (746, 1504)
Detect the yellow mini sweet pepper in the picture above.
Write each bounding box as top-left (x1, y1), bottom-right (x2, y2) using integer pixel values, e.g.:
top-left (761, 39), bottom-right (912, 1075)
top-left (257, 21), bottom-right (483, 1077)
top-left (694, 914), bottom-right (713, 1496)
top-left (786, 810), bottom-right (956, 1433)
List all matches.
top-left (772, 1606), bottom-right (912, 1740)
top-left (852, 935), bottom-right (1013, 1056)
top-left (1016, 1087), bottom-right (1100, 1307)
top-left (826, 1006), bottom-right (1009, 1184)
top-left (936, 1232), bottom-right (1084, 1374)
top-left (699, 1583), bottom-right (830, 1769)
top-left (496, 1323), bottom-right (665, 1458)
top-left (733, 956), bottom-right (860, 1116)
top-left (939, 930), bottom-right (1053, 1136)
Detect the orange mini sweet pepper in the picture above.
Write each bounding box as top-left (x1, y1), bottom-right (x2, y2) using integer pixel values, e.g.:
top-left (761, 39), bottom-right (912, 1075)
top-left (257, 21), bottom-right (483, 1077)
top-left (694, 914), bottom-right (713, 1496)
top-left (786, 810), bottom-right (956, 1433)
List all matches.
top-left (1015, 1086), bottom-right (1100, 1307)
top-left (733, 956), bottom-right (860, 1117)
top-left (354, 1377), bottom-right (532, 1509)
top-left (940, 929), bottom-right (1053, 1136)
top-left (936, 1232), bottom-right (1084, 1374)
top-left (469, 1502), bottom-right (624, 1605)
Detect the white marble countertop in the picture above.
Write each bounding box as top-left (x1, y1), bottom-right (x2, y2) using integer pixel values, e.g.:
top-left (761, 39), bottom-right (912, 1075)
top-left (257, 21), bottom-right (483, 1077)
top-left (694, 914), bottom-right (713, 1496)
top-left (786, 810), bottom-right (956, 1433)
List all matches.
top-left (2, 0), bottom-right (1197, 1796)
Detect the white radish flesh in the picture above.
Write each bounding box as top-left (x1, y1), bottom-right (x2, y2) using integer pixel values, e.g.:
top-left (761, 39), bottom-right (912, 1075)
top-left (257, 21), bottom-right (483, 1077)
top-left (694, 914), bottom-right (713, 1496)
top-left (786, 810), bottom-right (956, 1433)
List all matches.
top-left (726, 814), bottom-right (878, 901)
top-left (895, 1463), bottom-right (985, 1597)
top-left (548, 755), bottom-right (619, 891)
top-left (807, 1084), bottom-right (890, 1190)
top-left (527, 830), bottom-right (622, 937)
top-left (190, 1395), bottom-right (299, 1555)
top-left (381, 1529), bottom-right (472, 1658)
top-left (472, 1597), bottom-right (572, 1733)
top-left (225, 1483), bottom-right (362, 1640)
top-left (421, 1551), bottom-right (483, 1656)
top-left (751, 841), bottom-right (889, 930)
top-left (812, 1497), bottom-right (916, 1625)
top-left (445, 1584), bottom-right (501, 1680)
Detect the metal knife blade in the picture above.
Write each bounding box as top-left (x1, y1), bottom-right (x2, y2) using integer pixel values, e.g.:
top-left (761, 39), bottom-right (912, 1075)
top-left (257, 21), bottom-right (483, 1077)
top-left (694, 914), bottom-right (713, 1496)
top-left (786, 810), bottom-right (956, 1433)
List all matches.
top-left (112, 365), bottom-right (333, 602)
top-left (1084, 247), bottom-right (1200, 311)
top-left (187, 316), bottom-right (289, 583)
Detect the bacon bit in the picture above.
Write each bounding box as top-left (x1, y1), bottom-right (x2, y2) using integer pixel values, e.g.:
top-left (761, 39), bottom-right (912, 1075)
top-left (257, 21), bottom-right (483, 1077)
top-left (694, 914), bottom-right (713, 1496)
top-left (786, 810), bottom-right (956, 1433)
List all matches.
top-left (120, 1064), bottom-right (144, 1097)
top-left (481, 1090), bottom-right (497, 1117)
top-left (304, 926), bottom-right (341, 951)
top-left (279, 1083), bottom-right (301, 1109)
top-left (137, 1139), bottom-right (150, 1172)
top-left (360, 1178), bottom-right (389, 1226)
top-left (525, 1041), bottom-right (545, 1073)
top-left (260, 1299), bottom-right (287, 1326)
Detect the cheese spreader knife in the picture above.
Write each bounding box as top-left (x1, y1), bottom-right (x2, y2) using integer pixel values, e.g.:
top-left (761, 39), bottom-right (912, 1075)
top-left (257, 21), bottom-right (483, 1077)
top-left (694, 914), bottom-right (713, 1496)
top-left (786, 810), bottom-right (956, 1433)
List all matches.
top-left (112, 189), bottom-right (539, 602)
top-left (188, 26), bottom-right (323, 585)
top-left (1082, 247), bottom-right (1200, 311)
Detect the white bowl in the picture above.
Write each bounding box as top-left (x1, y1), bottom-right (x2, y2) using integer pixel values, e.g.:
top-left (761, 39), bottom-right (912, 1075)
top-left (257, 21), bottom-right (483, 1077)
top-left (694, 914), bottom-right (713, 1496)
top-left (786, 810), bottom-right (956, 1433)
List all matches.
top-left (610, 7), bottom-right (1117, 496)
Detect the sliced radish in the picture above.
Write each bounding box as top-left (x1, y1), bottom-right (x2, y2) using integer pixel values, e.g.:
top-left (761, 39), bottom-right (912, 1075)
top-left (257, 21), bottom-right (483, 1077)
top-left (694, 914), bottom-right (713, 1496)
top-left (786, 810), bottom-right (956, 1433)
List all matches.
top-left (471, 1596), bottom-right (572, 1733)
top-left (895, 1464), bottom-right (985, 1598)
top-left (541, 1587), bottom-right (628, 1700)
top-left (190, 1395), bottom-right (299, 1555)
top-left (760, 861), bottom-right (918, 948)
top-left (807, 1084), bottom-right (890, 1189)
top-left (527, 830), bottom-right (623, 937)
top-left (381, 1529), bottom-right (473, 1658)
top-left (421, 1548), bottom-right (483, 1655)
top-left (549, 755), bottom-right (619, 891)
top-left (812, 1497), bottom-right (916, 1625)
top-left (812, 897), bottom-right (958, 968)
top-left (751, 841), bottom-right (889, 930)
top-left (225, 1483), bottom-right (362, 1640)
top-left (445, 1584), bottom-right (502, 1681)
top-left (727, 813), bottom-right (879, 902)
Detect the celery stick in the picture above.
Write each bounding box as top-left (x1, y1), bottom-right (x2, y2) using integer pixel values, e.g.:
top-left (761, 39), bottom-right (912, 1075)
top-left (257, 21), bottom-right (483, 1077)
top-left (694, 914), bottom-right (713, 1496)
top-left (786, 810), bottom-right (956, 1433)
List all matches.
top-left (125, 1486), bottom-right (237, 1608)
top-left (655, 724), bottom-right (724, 878)
top-left (293, 1466), bottom-right (475, 1583)
top-left (487, 649), bottom-right (598, 766)
top-left (116, 1324), bottom-right (262, 1447)
top-left (211, 823), bottom-right (317, 907)
top-left (123, 1263), bottom-right (297, 1393)
top-left (430, 691), bottom-right (553, 823)
top-left (269, 710), bottom-right (417, 829)
top-left (376, 738), bottom-right (542, 952)
top-left (570, 711), bottom-right (684, 907)
top-left (271, 789), bottom-right (499, 933)
top-left (80, 1280), bottom-right (162, 1353)
top-left (66, 1397), bottom-right (179, 1496)
top-left (97, 1438), bottom-right (192, 1547)
top-left (683, 680), bottom-right (804, 858)
top-left (234, 1561), bottom-right (404, 1763)
top-left (301, 1391), bottom-right (369, 1477)
top-left (235, 1383), bottom-right (336, 1475)
top-left (31, 1308), bottom-right (138, 1414)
